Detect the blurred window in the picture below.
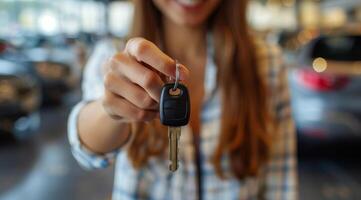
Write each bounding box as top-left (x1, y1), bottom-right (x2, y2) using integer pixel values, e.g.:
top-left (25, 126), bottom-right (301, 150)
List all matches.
top-left (108, 1), bottom-right (134, 37)
top-left (0, 0), bottom-right (106, 38)
top-left (80, 1), bottom-right (106, 34)
top-left (300, 1), bottom-right (321, 29)
top-left (299, 0), bottom-right (361, 30)
top-left (248, 0), bottom-right (297, 31)
top-left (19, 8), bottom-right (37, 33)
top-left (59, 1), bottom-right (82, 36)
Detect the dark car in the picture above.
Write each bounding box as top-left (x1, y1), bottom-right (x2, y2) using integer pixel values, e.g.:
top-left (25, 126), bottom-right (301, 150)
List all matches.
top-left (23, 46), bottom-right (80, 104)
top-left (0, 58), bottom-right (41, 139)
top-left (290, 35), bottom-right (361, 147)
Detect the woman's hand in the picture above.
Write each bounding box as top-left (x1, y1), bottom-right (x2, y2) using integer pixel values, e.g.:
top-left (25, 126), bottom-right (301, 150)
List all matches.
top-left (102, 38), bottom-right (189, 122)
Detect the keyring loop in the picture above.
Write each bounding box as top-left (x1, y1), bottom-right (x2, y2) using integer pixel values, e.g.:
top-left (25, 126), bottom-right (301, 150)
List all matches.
top-left (172, 60), bottom-right (180, 91)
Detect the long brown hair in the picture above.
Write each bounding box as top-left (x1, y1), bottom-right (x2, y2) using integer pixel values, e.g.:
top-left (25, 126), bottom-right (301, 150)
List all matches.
top-left (127, 0), bottom-right (273, 180)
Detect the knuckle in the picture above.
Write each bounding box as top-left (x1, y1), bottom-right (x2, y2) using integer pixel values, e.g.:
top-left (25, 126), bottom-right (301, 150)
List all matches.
top-left (126, 38), bottom-right (137, 47)
top-left (103, 72), bottom-right (115, 89)
top-left (141, 95), bottom-right (153, 109)
top-left (102, 95), bottom-right (123, 119)
top-left (109, 53), bottom-right (126, 71)
top-left (102, 91), bottom-right (114, 106)
top-left (141, 72), bottom-right (157, 89)
top-left (134, 91), bottom-right (146, 103)
top-left (162, 59), bottom-right (174, 73)
top-left (128, 38), bottom-right (150, 57)
top-left (134, 91), bottom-right (151, 108)
top-left (113, 52), bottom-right (127, 62)
top-left (135, 43), bottom-right (149, 57)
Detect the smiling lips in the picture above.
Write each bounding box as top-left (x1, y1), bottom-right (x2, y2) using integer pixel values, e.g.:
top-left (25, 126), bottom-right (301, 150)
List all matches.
top-left (175, 0), bottom-right (204, 7)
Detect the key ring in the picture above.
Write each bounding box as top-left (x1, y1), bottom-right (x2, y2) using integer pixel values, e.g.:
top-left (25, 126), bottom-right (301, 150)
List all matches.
top-left (172, 60), bottom-right (180, 91)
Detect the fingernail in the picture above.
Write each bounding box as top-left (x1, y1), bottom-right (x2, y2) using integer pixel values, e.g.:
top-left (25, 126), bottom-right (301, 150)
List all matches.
top-left (178, 64), bottom-right (189, 81)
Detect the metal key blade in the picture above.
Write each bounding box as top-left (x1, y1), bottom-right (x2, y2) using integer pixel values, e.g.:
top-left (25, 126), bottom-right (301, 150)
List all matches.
top-left (168, 126), bottom-right (181, 172)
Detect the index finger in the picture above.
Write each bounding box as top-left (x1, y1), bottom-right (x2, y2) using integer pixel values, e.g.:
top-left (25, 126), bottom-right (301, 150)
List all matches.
top-left (125, 38), bottom-right (189, 81)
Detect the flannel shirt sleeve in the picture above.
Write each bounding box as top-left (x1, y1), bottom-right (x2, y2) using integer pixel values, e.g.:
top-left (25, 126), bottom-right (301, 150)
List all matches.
top-left (67, 40), bottom-right (119, 170)
top-left (262, 45), bottom-right (298, 200)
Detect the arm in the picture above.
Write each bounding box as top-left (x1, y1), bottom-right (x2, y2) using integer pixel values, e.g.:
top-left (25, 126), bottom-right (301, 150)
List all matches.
top-left (68, 38), bottom-right (189, 169)
top-left (68, 40), bottom-right (127, 169)
top-left (77, 100), bottom-right (131, 154)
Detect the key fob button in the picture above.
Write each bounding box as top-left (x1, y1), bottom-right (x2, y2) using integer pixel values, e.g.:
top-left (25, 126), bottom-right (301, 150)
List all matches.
top-left (164, 108), bottom-right (187, 119)
top-left (164, 109), bottom-right (177, 119)
top-left (164, 100), bottom-right (180, 109)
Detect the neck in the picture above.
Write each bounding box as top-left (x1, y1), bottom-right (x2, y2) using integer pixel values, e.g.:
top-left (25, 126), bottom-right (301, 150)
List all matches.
top-left (162, 18), bottom-right (207, 62)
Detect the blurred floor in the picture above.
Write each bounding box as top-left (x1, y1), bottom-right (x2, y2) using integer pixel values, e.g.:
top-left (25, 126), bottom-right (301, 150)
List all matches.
top-left (0, 92), bottom-right (360, 200)
top-left (299, 158), bottom-right (361, 200)
top-left (0, 93), bottom-right (114, 200)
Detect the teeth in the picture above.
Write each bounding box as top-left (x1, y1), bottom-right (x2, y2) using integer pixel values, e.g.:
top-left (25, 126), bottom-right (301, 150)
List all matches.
top-left (176, 0), bottom-right (202, 6)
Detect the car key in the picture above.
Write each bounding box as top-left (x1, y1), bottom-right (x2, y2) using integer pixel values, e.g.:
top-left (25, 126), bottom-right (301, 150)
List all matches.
top-left (160, 62), bottom-right (190, 172)
top-left (160, 83), bottom-right (190, 171)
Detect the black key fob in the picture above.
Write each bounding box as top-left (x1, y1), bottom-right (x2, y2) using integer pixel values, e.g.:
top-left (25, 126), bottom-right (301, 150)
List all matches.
top-left (160, 83), bottom-right (190, 126)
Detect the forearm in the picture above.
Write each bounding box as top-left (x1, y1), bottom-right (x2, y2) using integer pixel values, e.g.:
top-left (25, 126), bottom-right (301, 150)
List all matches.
top-left (77, 100), bottom-right (131, 154)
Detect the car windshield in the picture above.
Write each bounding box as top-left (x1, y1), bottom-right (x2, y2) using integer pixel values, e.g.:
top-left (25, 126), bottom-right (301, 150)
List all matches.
top-left (312, 36), bottom-right (361, 61)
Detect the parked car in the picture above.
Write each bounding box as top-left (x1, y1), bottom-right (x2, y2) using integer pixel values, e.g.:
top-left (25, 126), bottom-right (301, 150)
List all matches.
top-left (290, 35), bottom-right (361, 147)
top-left (23, 46), bottom-right (80, 105)
top-left (0, 58), bottom-right (41, 139)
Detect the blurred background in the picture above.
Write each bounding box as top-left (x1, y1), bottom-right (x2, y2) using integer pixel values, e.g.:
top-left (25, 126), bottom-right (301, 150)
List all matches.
top-left (0, 0), bottom-right (360, 199)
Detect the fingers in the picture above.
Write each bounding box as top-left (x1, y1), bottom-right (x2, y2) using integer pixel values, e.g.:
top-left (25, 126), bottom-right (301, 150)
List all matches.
top-left (102, 90), bottom-right (158, 122)
top-left (102, 37), bottom-right (190, 123)
top-left (108, 53), bottom-right (164, 102)
top-left (104, 71), bottom-right (158, 110)
top-left (125, 37), bottom-right (189, 81)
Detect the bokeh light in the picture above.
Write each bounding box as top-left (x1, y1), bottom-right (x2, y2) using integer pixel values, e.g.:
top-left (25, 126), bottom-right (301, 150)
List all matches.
top-left (312, 57), bottom-right (328, 73)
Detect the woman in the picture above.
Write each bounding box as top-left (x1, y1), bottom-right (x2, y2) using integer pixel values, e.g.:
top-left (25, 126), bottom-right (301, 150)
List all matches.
top-left (68, 0), bottom-right (298, 199)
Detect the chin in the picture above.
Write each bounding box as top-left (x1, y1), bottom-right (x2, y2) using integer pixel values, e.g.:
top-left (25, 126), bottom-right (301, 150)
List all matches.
top-left (177, 16), bottom-right (208, 27)
top-left (153, 0), bottom-right (220, 28)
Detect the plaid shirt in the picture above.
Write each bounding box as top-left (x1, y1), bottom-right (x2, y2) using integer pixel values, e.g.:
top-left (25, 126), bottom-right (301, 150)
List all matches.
top-left (68, 36), bottom-right (298, 200)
